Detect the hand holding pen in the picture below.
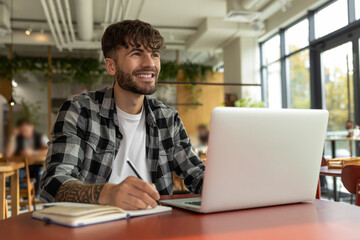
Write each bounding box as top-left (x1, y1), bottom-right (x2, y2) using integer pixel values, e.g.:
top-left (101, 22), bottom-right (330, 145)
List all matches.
top-left (126, 158), bottom-right (160, 206)
top-left (98, 159), bottom-right (160, 210)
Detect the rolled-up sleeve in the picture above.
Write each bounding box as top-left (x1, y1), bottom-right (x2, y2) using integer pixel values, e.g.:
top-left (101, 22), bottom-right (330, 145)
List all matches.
top-left (40, 100), bottom-right (87, 203)
top-left (172, 113), bottom-right (205, 194)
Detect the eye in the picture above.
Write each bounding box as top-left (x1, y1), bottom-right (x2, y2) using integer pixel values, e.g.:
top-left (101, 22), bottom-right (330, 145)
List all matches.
top-left (152, 53), bottom-right (160, 58)
top-left (132, 52), bottom-right (141, 56)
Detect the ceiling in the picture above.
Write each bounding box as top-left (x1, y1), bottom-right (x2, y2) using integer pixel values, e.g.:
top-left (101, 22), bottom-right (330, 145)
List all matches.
top-left (0, 0), bottom-right (293, 65)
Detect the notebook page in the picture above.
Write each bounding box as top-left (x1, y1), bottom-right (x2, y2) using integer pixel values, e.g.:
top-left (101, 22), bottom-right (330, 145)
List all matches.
top-left (126, 205), bottom-right (172, 217)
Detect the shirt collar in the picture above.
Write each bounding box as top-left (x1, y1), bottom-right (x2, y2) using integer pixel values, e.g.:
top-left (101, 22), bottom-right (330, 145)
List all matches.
top-left (99, 84), bottom-right (115, 120)
top-left (100, 83), bottom-right (157, 127)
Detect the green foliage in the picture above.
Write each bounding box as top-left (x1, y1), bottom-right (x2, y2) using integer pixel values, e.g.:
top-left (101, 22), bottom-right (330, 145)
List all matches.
top-left (325, 66), bottom-right (352, 132)
top-left (0, 56), bottom-right (105, 87)
top-left (159, 60), bottom-right (213, 83)
top-left (15, 98), bottom-right (42, 126)
top-left (179, 61), bottom-right (213, 83)
top-left (158, 61), bottom-right (213, 108)
top-left (234, 98), bottom-right (265, 108)
top-left (158, 61), bottom-right (178, 81)
top-left (288, 49), bottom-right (311, 109)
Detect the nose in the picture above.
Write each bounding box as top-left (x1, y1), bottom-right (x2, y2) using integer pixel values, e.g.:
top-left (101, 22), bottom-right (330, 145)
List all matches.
top-left (141, 53), bottom-right (155, 68)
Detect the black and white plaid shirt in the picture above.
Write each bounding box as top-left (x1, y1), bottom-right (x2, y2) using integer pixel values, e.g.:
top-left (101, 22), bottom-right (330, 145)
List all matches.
top-left (40, 84), bottom-right (205, 203)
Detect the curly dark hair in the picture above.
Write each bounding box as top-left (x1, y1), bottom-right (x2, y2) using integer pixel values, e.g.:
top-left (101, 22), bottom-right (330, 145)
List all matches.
top-left (101, 19), bottom-right (166, 59)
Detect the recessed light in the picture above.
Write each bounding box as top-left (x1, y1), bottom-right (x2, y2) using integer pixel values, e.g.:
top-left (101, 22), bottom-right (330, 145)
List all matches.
top-left (25, 28), bottom-right (32, 36)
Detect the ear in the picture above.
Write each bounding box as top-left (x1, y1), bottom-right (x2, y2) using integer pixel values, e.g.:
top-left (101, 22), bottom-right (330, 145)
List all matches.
top-left (105, 58), bottom-right (116, 76)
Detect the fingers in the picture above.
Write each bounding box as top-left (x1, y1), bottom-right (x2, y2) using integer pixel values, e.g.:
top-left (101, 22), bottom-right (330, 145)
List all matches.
top-left (122, 194), bottom-right (149, 210)
top-left (127, 177), bottom-right (160, 201)
top-left (128, 186), bottom-right (158, 208)
top-left (114, 177), bottom-right (160, 210)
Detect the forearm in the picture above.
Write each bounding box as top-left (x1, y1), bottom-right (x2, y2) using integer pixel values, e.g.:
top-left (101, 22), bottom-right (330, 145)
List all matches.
top-left (55, 180), bottom-right (106, 204)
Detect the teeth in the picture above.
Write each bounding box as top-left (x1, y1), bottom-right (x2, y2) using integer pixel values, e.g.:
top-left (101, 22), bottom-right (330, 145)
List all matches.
top-left (137, 74), bottom-right (152, 78)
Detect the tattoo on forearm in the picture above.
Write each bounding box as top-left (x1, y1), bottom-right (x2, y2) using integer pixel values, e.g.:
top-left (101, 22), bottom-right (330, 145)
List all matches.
top-left (55, 181), bottom-right (105, 204)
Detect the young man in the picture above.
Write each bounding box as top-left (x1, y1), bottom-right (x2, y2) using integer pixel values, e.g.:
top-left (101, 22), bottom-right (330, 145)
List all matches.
top-left (5, 118), bottom-right (48, 197)
top-left (40, 20), bottom-right (205, 210)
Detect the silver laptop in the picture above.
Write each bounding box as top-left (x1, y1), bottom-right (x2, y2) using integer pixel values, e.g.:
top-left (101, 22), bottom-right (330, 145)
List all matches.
top-left (161, 107), bottom-right (329, 213)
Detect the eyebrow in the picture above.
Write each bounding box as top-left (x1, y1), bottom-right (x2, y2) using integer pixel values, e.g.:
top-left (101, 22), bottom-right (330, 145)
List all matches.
top-left (127, 48), bottom-right (160, 55)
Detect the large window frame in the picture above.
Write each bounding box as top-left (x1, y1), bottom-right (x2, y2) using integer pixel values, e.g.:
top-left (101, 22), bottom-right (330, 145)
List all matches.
top-left (260, 0), bottom-right (360, 120)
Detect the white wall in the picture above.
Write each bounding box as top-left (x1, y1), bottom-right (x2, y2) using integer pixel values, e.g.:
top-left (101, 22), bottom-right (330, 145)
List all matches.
top-left (223, 36), bottom-right (261, 101)
top-left (223, 37), bottom-right (242, 97)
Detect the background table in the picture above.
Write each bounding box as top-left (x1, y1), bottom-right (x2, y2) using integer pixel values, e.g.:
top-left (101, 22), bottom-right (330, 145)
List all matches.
top-left (0, 162), bottom-right (25, 220)
top-left (325, 137), bottom-right (360, 158)
top-left (1, 194), bottom-right (360, 240)
top-left (320, 166), bottom-right (342, 201)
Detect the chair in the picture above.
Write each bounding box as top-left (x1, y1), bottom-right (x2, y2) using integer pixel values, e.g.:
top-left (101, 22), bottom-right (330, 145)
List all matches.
top-left (341, 165), bottom-right (360, 206)
top-left (0, 157), bottom-right (36, 211)
top-left (316, 157), bottom-right (328, 199)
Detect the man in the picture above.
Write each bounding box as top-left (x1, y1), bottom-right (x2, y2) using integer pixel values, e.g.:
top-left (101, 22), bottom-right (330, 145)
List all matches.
top-left (196, 124), bottom-right (209, 147)
top-left (345, 120), bottom-right (354, 137)
top-left (5, 118), bottom-right (48, 197)
top-left (40, 20), bottom-right (205, 210)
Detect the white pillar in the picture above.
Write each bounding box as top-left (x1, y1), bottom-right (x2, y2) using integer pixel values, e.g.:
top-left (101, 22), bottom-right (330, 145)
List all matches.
top-left (223, 36), bottom-right (260, 101)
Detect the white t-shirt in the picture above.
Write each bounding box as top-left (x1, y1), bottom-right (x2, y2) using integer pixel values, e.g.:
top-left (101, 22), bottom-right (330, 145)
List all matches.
top-left (108, 105), bottom-right (151, 184)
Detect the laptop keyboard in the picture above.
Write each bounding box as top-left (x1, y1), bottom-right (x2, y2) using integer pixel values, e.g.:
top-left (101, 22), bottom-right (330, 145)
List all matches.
top-left (185, 201), bottom-right (202, 206)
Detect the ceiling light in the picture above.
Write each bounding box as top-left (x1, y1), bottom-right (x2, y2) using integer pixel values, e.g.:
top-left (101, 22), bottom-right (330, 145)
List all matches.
top-left (25, 28), bottom-right (32, 36)
top-left (12, 79), bottom-right (18, 87)
top-left (8, 96), bottom-right (16, 106)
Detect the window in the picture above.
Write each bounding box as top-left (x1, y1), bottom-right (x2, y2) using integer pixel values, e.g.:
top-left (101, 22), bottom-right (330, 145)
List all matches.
top-left (260, 0), bottom-right (359, 111)
top-left (321, 42), bottom-right (354, 131)
top-left (356, 0), bottom-right (360, 19)
top-left (315, 0), bottom-right (348, 38)
top-left (265, 62), bottom-right (282, 108)
top-left (262, 35), bottom-right (280, 65)
top-left (287, 49), bottom-right (310, 109)
top-left (285, 19), bottom-right (309, 54)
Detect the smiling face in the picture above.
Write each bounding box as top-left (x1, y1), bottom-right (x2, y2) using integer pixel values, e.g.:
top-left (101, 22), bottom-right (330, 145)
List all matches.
top-left (112, 45), bottom-right (161, 95)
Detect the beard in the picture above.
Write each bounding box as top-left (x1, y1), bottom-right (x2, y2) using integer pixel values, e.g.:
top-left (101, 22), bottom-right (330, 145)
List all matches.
top-left (115, 65), bottom-right (158, 95)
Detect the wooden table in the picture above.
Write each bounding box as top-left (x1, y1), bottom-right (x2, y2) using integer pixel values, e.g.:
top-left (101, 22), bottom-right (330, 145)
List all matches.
top-left (325, 137), bottom-right (360, 158)
top-left (28, 155), bottom-right (46, 168)
top-left (320, 166), bottom-right (342, 201)
top-left (0, 162), bottom-right (25, 220)
top-left (1, 194), bottom-right (360, 240)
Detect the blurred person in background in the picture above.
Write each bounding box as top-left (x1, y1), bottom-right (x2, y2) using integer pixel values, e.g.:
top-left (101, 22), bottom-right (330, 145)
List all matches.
top-left (345, 120), bottom-right (354, 137)
top-left (194, 124), bottom-right (209, 161)
top-left (197, 124), bottom-right (209, 147)
top-left (5, 117), bottom-right (48, 197)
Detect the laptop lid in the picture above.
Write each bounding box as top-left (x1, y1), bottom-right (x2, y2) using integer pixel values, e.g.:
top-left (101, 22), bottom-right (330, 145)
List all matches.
top-left (200, 108), bottom-right (328, 213)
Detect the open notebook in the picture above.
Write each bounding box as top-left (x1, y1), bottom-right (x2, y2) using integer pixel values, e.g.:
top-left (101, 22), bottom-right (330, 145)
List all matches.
top-left (32, 202), bottom-right (172, 227)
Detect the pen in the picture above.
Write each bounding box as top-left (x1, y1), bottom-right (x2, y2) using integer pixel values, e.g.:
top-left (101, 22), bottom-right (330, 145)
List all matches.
top-left (126, 158), bottom-right (160, 205)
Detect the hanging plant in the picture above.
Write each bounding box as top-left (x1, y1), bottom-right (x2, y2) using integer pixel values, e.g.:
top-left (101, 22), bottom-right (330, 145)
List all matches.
top-left (179, 61), bottom-right (212, 83)
top-left (158, 61), bottom-right (178, 81)
top-left (159, 60), bottom-right (213, 83)
top-left (15, 98), bottom-right (42, 126)
top-left (0, 56), bottom-right (105, 87)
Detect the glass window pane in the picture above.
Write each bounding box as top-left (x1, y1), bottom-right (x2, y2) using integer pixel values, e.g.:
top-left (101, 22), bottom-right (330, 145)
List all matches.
top-left (262, 35), bottom-right (280, 65)
top-left (288, 49), bottom-right (310, 109)
top-left (321, 42), bottom-right (354, 132)
top-left (241, 86), bottom-right (262, 103)
top-left (265, 62), bottom-right (282, 108)
top-left (315, 0), bottom-right (348, 38)
top-left (356, 0), bottom-right (360, 19)
top-left (285, 19), bottom-right (309, 54)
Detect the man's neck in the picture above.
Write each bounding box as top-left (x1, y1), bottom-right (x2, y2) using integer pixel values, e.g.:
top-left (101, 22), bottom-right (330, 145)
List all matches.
top-left (114, 81), bottom-right (144, 114)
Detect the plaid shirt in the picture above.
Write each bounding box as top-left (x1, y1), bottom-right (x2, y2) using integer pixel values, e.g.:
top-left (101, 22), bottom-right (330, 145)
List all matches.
top-left (40, 85), bottom-right (205, 203)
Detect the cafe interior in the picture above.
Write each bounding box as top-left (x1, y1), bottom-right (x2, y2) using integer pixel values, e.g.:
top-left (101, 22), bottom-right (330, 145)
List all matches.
top-left (1, 0), bottom-right (360, 238)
